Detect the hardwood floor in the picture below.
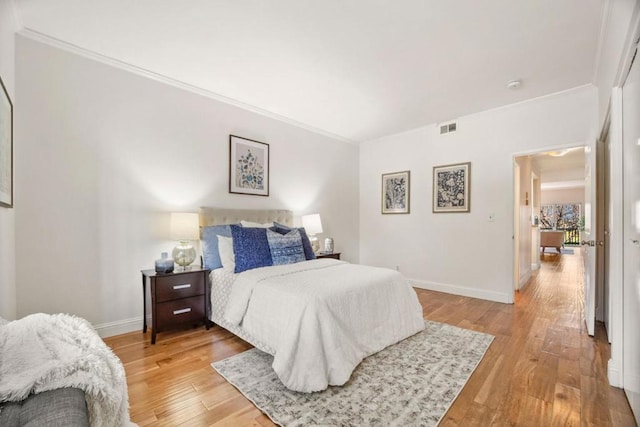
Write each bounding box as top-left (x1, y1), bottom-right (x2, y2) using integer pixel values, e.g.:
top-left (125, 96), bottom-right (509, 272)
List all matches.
top-left (104, 249), bottom-right (637, 426)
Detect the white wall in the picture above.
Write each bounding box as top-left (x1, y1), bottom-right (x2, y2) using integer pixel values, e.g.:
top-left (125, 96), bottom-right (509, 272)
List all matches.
top-left (541, 187), bottom-right (584, 206)
top-left (0, 0), bottom-right (18, 320)
top-left (15, 35), bottom-right (359, 335)
top-left (359, 86), bottom-right (598, 303)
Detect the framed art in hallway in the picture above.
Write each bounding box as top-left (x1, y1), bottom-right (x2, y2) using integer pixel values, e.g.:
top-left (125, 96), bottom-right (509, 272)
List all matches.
top-left (229, 135), bottom-right (269, 196)
top-left (433, 162), bottom-right (470, 213)
top-left (381, 170), bottom-right (410, 214)
top-left (0, 75), bottom-right (13, 208)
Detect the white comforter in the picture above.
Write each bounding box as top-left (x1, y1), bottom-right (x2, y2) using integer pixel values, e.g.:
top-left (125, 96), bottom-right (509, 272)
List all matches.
top-left (224, 259), bottom-right (425, 392)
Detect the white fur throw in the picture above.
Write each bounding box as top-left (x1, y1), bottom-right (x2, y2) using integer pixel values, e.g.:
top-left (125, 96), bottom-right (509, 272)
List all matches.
top-left (0, 313), bottom-right (133, 426)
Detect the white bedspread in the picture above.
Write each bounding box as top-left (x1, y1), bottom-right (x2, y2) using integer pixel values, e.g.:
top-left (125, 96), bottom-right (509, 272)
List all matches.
top-left (0, 313), bottom-right (133, 426)
top-left (224, 259), bottom-right (425, 392)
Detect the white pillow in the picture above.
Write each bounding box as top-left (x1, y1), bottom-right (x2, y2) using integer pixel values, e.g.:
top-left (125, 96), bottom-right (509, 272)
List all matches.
top-left (217, 235), bottom-right (235, 272)
top-left (240, 220), bottom-right (274, 228)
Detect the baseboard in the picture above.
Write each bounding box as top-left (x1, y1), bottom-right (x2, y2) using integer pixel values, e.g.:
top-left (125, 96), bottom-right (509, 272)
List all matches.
top-left (607, 358), bottom-right (622, 388)
top-left (410, 278), bottom-right (512, 304)
top-left (518, 271), bottom-right (531, 289)
top-left (94, 316), bottom-right (144, 338)
top-left (531, 263), bottom-right (540, 270)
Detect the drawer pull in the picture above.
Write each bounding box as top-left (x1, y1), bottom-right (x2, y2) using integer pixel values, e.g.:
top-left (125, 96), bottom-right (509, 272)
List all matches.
top-left (172, 284), bottom-right (191, 290)
top-left (173, 308), bottom-right (192, 315)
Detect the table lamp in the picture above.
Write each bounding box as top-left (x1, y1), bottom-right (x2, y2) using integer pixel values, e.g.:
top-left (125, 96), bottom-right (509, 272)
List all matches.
top-left (170, 212), bottom-right (199, 269)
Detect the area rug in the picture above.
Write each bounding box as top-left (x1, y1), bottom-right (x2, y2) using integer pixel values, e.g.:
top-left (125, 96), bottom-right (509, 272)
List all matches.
top-left (212, 320), bottom-right (493, 426)
top-left (542, 247), bottom-right (574, 254)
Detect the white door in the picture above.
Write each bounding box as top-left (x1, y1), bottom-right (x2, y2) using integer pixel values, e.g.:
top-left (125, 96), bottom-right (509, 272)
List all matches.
top-left (582, 137), bottom-right (597, 336)
top-left (622, 45), bottom-right (640, 424)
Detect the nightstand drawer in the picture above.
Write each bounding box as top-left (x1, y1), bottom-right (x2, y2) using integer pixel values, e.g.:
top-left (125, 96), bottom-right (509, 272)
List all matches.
top-left (155, 296), bottom-right (205, 329)
top-left (155, 273), bottom-right (205, 302)
top-left (316, 252), bottom-right (341, 260)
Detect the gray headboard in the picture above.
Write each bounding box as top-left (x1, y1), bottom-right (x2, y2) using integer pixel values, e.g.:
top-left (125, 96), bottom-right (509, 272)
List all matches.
top-left (199, 207), bottom-right (293, 230)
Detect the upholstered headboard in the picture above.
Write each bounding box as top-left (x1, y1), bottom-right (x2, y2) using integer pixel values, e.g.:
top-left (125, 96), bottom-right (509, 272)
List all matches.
top-left (199, 207), bottom-right (293, 230)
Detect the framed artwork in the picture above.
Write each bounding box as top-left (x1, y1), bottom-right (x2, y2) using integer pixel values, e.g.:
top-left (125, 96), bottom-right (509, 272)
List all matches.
top-left (229, 135), bottom-right (269, 196)
top-left (0, 75), bottom-right (12, 208)
top-left (433, 162), bottom-right (470, 213)
top-left (381, 170), bottom-right (410, 214)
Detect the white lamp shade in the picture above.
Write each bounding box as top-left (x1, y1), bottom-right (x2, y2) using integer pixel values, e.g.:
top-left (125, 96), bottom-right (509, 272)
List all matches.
top-left (170, 212), bottom-right (199, 241)
top-left (302, 213), bottom-right (323, 235)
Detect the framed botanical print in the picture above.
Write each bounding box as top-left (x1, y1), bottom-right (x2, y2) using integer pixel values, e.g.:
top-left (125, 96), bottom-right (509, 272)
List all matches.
top-left (0, 75), bottom-right (12, 208)
top-left (433, 162), bottom-right (470, 213)
top-left (381, 170), bottom-right (410, 214)
top-left (229, 135), bottom-right (269, 196)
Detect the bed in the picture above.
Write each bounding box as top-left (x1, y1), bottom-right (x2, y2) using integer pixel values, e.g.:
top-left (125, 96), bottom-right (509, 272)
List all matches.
top-left (200, 207), bottom-right (425, 393)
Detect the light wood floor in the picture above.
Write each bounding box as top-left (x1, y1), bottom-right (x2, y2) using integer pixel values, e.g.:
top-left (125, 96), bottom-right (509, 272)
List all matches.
top-left (104, 249), bottom-right (637, 426)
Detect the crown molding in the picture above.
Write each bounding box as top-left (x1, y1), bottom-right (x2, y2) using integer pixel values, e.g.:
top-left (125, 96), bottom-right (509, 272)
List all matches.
top-left (17, 27), bottom-right (357, 145)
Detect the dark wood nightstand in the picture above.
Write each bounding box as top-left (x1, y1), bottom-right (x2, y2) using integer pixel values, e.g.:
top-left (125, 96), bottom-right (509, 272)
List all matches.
top-left (316, 252), bottom-right (341, 260)
top-left (141, 267), bottom-right (211, 344)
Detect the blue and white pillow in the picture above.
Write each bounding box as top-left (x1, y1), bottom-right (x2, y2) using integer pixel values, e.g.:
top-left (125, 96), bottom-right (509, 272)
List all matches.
top-left (271, 222), bottom-right (316, 260)
top-left (230, 225), bottom-right (273, 273)
top-left (267, 229), bottom-right (306, 265)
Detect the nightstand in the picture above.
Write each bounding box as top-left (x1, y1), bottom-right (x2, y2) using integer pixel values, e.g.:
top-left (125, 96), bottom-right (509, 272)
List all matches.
top-left (141, 267), bottom-right (211, 344)
top-left (316, 252), bottom-right (341, 260)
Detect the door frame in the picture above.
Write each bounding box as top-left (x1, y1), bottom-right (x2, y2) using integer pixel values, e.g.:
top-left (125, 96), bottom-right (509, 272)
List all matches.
top-left (604, 6), bottom-right (640, 390)
top-left (511, 143), bottom-right (587, 295)
top-left (513, 161), bottom-right (520, 293)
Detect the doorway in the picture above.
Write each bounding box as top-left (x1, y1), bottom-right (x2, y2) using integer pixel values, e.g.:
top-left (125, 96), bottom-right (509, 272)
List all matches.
top-left (513, 147), bottom-right (587, 295)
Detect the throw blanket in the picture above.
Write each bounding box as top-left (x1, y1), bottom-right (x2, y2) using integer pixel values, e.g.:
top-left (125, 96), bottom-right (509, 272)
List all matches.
top-left (225, 259), bottom-right (425, 392)
top-left (0, 313), bottom-right (132, 426)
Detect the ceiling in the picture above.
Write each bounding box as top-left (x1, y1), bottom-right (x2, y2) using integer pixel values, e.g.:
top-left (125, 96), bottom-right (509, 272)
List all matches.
top-left (14, 0), bottom-right (604, 142)
top-left (530, 147), bottom-right (585, 189)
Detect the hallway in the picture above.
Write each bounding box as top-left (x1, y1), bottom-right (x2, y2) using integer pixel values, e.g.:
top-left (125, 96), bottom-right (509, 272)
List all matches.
top-left (416, 247), bottom-right (636, 425)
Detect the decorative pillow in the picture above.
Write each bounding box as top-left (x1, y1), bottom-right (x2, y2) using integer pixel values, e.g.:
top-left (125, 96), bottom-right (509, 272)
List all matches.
top-left (267, 229), bottom-right (306, 265)
top-left (240, 220), bottom-right (274, 228)
top-left (272, 222), bottom-right (316, 260)
top-left (217, 235), bottom-right (236, 272)
top-left (230, 225), bottom-right (273, 273)
top-left (201, 224), bottom-right (234, 269)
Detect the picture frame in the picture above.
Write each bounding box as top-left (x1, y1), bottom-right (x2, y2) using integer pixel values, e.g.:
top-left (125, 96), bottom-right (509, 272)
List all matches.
top-left (0, 75), bottom-right (13, 208)
top-left (433, 162), bottom-right (470, 213)
top-left (381, 170), bottom-right (410, 214)
top-left (229, 135), bottom-right (269, 196)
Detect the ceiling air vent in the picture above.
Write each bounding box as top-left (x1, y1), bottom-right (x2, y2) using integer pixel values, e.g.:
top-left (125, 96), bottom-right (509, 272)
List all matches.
top-left (440, 122), bottom-right (457, 134)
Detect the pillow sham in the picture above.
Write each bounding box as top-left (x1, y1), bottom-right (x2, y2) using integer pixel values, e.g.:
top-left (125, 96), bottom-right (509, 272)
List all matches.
top-left (272, 222), bottom-right (316, 260)
top-left (201, 224), bottom-right (233, 269)
top-left (240, 220), bottom-right (274, 228)
top-left (266, 229), bottom-right (306, 265)
top-left (230, 225), bottom-right (273, 273)
top-left (217, 235), bottom-right (235, 272)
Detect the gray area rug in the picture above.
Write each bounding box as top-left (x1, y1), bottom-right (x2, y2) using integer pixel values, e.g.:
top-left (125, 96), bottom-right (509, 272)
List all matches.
top-left (542, 247), bottom-right (575, 254)
top-left (212, 320), bottom-right (493, 426)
